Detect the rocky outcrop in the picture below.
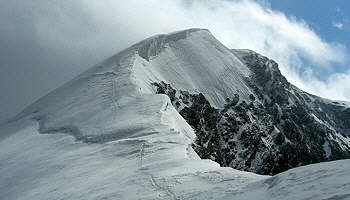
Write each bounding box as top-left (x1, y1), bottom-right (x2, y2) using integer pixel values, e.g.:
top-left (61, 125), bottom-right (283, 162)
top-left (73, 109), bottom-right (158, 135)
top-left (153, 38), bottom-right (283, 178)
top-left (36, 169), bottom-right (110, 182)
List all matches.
top-left (152, 50), bottom-right (350, 175)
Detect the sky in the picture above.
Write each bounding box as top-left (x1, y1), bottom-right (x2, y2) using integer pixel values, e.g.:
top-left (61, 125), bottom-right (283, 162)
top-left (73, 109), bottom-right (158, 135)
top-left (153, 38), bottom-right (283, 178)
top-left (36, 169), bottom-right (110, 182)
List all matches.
top-left (0, 0), bottom-right (349, 122)
top-left (267, 0), bottom-right (350, 79)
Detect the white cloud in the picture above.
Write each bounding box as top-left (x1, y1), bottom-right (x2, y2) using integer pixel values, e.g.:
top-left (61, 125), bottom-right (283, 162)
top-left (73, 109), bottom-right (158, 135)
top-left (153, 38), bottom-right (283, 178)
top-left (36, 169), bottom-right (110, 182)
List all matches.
top-left (333, 22), bottom-right (344, 30)
top-left (32, 0), bottom-right (350, 101)
top-left (301, 69), bottom-right (350, 101)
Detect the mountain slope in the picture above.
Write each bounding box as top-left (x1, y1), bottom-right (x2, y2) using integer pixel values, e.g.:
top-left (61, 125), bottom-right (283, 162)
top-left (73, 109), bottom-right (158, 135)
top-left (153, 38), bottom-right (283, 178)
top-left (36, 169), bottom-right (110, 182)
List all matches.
top-left (12, 29), bottom-right (251, 140)
top-left (1, 28), bottom-right (350, 199)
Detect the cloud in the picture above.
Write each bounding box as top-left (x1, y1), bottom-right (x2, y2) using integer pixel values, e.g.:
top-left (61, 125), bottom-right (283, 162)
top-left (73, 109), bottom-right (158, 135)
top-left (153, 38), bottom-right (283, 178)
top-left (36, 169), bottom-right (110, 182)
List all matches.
top-left (78, 0), bottom-right (349, 101)
top-left (0, 0), bottom-right (349, 121)
top-left (301, 69), bottom-right (350, 101)
top-left (71, 0), bottom-right (347, 67)
top-left (333, 22), bottom-right (344, 30)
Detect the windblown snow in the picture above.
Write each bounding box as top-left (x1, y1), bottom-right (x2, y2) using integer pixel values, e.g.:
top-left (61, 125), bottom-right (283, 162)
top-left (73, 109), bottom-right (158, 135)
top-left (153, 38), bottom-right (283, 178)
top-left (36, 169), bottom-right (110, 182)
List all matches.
top-left (1, 28), bottom-right (350, 199)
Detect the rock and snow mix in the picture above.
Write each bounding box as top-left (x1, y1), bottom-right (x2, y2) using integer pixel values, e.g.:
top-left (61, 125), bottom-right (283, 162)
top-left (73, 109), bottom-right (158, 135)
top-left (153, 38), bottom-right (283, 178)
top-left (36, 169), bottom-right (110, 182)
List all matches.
top-left (148, 32), bottom-right (350, 175)
top-left (1, 28), bottom-right (350, 199)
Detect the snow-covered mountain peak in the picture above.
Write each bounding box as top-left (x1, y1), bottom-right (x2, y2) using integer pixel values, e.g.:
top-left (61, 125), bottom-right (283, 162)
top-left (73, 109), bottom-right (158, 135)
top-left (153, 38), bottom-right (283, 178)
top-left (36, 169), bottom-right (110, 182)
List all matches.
top-left (2, 29), bottom-right (350, 199)
top-left (12, 28), bottom-right (256, 142)
top-left (136, 28), bottom-right (210, 61)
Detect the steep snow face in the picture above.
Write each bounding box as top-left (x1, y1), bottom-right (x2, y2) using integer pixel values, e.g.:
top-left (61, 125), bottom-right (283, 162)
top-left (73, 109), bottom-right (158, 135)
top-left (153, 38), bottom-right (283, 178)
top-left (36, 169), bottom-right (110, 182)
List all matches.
top-left (133, 29), bottom-right (253, 107)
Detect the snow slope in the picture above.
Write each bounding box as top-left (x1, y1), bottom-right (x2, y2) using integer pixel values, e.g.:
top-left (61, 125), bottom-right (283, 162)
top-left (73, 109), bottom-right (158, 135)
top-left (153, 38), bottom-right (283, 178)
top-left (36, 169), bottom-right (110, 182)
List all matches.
top-left (2, 117), bottom-right (350, 199)
top-left (239, 159), bottom-right (350, 200)
top-left (2, 104), bottom-right (350, 199)
top-left (1, 94), bottom-right (267, 199)
top-left (1, 28), bottom-right (350, 199)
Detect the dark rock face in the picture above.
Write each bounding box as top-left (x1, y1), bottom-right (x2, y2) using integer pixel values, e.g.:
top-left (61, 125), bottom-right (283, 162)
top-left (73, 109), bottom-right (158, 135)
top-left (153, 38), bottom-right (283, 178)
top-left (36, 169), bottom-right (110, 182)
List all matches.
top-left (152, 50), bottom-right (350, 175)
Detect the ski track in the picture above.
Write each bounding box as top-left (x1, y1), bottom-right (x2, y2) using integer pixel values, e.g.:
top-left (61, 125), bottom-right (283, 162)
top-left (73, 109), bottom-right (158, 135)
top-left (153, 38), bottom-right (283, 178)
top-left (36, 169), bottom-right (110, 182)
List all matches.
top-left (149, 174), bottom-right (179, 200)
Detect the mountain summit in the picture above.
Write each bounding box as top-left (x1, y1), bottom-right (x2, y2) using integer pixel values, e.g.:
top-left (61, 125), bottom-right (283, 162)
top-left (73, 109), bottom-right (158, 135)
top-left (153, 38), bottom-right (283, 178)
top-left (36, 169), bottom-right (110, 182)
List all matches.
top-left (1, 28), bottom-right (350, 199)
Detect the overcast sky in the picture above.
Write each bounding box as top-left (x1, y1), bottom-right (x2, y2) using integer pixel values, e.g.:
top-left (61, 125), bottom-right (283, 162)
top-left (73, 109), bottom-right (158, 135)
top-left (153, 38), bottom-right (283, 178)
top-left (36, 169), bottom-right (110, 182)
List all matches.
top-left (1, 0), bottom-right (349, 122)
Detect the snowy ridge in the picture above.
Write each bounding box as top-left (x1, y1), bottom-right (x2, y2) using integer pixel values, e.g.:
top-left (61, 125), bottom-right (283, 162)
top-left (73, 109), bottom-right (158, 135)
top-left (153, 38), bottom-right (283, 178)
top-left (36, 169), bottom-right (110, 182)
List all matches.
top-left (1, 28), bottom-right (350, 199)
top-left (137, 28), bottom-right (209, 61)
top-left (12, 28), bottom-right (254, 140)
